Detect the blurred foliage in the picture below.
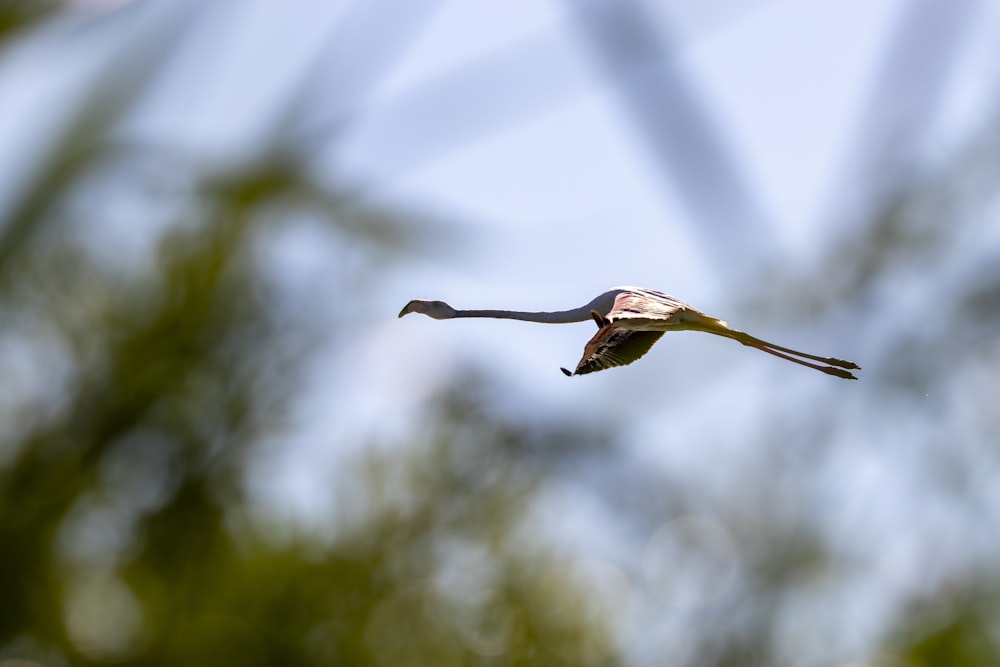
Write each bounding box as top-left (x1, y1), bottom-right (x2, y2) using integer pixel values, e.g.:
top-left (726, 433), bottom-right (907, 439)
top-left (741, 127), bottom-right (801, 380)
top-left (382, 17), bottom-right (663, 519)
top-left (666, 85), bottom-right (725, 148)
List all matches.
top-left (0, 10), bottom-right (631, 663)
top-left (0, 0), bottom-right (59, 44)
top-left (895, 580), bottom-right (1000, 667)
top-left (0, 135), bottom-right (628, 667)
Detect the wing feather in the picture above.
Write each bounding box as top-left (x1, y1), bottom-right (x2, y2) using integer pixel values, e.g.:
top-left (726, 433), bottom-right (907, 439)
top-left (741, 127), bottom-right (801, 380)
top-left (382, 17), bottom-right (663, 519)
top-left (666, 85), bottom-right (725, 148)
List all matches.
top-left (607, 288), bottom-right (724, 329)
top-left (608, 289), bottom-right (688, 320)
top-left (568, 327), bottom-right (665, 375)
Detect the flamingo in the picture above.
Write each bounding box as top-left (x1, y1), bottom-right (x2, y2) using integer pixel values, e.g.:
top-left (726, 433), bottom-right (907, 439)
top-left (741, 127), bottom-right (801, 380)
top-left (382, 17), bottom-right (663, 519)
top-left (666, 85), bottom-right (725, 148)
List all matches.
top-left (398, 286), bottom-right (859, 379)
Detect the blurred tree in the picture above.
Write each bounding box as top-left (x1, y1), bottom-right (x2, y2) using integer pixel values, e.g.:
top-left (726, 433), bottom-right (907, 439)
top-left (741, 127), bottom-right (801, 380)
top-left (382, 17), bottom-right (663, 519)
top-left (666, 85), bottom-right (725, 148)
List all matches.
top-left (3, 4), bottom-right (1000, 667)
top-left (0, 11), bottom-right (628, 667)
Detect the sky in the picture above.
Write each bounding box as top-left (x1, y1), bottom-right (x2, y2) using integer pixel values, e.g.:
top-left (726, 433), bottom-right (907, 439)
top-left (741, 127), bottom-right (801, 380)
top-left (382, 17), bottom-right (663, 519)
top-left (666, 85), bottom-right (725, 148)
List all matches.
top-left (2, 1), bottom-right (1000, 664)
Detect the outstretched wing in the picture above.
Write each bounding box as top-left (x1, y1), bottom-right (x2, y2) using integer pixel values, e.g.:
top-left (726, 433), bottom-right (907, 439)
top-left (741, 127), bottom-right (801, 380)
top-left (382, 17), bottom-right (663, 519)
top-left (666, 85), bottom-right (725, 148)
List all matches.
top-left (606, 288), bottom-right (698, 324)
top-left (562, 326), bottom-right (665, 376)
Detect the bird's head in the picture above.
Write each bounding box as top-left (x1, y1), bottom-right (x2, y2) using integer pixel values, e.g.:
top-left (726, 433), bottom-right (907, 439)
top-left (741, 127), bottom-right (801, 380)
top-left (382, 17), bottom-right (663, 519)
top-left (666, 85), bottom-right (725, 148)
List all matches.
top-left (398, 299), bottom-right (457, 319)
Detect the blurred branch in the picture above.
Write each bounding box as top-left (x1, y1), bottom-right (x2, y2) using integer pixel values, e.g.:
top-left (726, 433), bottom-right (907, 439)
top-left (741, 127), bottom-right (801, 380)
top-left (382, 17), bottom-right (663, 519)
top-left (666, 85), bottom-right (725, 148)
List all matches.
top-left (200, 156), bottom-right (447, 260)
top-left (290, 0), bottom-right (442, 151)
top-left (0, 2), bottom-right (197, 264)
top-left (567, 0), bottom-right (774, 285)
top-left (304, 25), bottom-right (591, 181)
top-left (824, 0), bottom-right (979, 232)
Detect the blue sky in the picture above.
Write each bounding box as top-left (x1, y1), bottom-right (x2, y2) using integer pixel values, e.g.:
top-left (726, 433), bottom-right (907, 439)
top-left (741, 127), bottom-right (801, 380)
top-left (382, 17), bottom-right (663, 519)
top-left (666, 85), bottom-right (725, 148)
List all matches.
top-left (3, 1), bottom-right (1000, 663)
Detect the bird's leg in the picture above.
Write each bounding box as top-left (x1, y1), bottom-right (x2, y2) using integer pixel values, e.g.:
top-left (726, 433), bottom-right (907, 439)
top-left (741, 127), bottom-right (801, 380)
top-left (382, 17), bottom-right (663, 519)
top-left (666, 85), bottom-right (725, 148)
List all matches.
top-left (727, 330), bottom-right (860, 370)
top-left (687, 319), bottom-right (859, 379)
top-left (590, 310), bottom-right (609, 328)
top-left (745, 342), bottom-right (858, 380)
top-left (757, 340), bottom-right (859, 370)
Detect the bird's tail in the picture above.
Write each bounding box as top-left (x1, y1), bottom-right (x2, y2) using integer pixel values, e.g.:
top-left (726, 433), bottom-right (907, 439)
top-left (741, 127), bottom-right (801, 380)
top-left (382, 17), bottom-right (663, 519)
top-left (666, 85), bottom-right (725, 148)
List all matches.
top-left (678, 311), bottom-right (729, 333)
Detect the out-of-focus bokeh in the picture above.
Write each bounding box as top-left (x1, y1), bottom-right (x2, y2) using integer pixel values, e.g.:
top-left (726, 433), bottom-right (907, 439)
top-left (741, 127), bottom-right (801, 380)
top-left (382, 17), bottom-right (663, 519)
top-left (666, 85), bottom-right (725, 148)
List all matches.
top-left (1, 1), bottom-right (999, 665)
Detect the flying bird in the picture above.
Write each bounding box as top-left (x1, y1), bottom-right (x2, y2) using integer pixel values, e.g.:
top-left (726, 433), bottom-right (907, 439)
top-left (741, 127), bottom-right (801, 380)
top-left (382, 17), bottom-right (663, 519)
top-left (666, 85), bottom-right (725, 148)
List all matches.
top-left (398, 286), bottom-right (859, 379)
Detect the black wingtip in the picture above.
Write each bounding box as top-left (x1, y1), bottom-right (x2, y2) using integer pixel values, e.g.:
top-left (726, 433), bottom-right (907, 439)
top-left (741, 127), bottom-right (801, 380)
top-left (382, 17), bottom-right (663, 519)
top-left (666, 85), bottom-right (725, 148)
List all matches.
top-left (560, 367), bottom-right (573, 377)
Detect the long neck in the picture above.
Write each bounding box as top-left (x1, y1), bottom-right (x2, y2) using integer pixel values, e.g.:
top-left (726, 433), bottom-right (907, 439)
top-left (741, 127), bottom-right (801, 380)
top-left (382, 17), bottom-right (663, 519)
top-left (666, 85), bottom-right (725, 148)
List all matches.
top-left (453, 306), bottom-right (593, 324)
top-left (449, 291), bottom-right (619, 324)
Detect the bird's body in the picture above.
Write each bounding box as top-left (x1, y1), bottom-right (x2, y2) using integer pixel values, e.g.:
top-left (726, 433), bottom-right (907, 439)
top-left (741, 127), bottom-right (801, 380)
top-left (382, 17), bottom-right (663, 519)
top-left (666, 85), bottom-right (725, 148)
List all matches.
top-left (398, 286), bottom-right (859, 379)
